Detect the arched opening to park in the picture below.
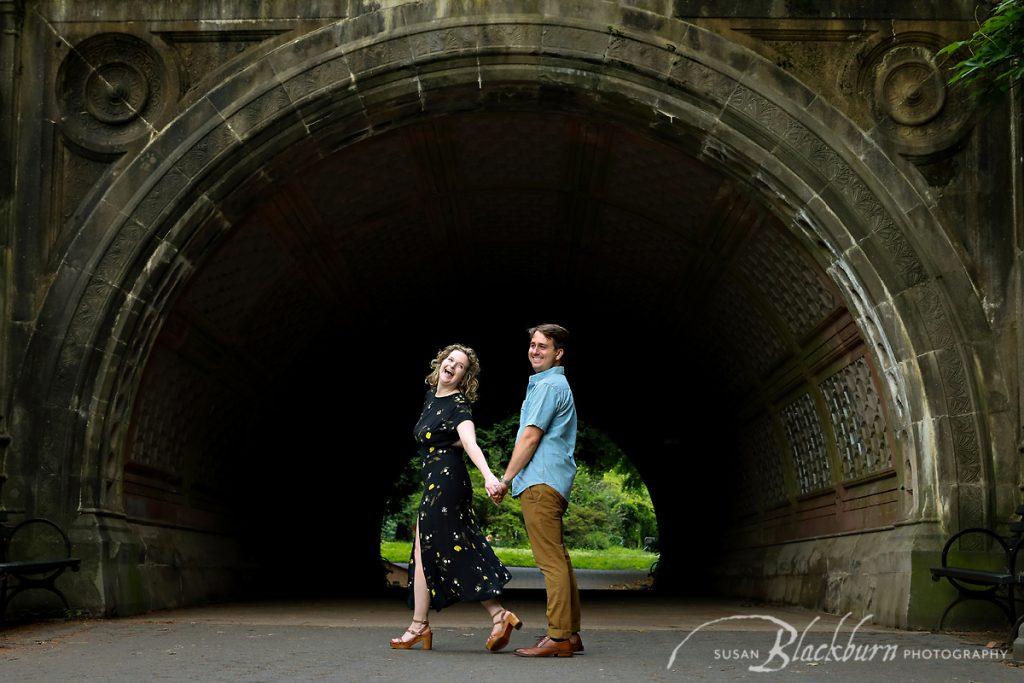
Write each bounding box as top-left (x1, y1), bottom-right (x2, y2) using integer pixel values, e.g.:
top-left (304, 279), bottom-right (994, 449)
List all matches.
top-left (123, 109), bottom-right (891, 600)
top-left (6, 4), bottom-right (1011, 634)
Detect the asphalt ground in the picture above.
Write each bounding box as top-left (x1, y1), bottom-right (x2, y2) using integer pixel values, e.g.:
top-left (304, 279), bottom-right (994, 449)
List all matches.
top-left (2, 592), bottom-right (1020, 682)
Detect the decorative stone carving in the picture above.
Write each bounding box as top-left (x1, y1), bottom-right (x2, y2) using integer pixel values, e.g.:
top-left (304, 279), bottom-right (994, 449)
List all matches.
top-left (667, 55), bottom-right (737, 105)
top-left (860, 35), bottom-right (974, 161)
top-left (98, 250), bottom-right (191, 505)
top-left (876, 50), bottom-right (945, 127)
top-left (56, 33), bottom-right (179, 154)
top-left (20, 11), bottom-right (997, 626)
top-left (156, 30), bottom-right (288, 93)
top-left (55, 139), bottom-right (110, 228)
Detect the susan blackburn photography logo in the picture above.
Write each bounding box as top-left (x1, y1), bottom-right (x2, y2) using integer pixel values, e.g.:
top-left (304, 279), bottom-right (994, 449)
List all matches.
top-left (667, 613), bottom-right (1010, 673)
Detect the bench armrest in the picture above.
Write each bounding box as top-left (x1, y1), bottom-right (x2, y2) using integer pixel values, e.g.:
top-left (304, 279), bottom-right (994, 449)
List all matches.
top-left (940, 527), bottom-right (1012, 570)
top-left (1, 518), bottom-right (74, 563)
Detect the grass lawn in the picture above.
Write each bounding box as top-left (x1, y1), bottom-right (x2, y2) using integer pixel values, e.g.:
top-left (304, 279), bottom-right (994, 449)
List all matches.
top-left (380, 540), bottom-right (657, 571)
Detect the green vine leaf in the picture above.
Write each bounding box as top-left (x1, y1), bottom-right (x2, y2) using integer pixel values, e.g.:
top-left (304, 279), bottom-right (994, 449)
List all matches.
top-left (939, 0), bottom-right (1023, 102)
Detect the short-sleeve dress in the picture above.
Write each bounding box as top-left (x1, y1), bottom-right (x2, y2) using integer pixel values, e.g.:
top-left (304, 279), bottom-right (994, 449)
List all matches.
top-left (408, 386), bottom-right (512, 611)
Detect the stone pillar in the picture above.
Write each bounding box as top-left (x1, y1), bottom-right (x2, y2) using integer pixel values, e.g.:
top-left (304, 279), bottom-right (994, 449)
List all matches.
top-left (1011, 72), bottom-right (1024, 666)
top-left (1014, 81), bottom-right (1024, 493)
top-left (0, 0), bottom-right (22, 519)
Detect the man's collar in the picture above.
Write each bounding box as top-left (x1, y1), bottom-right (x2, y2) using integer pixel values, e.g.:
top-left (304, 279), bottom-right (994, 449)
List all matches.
top-left (529, 365), bottom-right (564, 383)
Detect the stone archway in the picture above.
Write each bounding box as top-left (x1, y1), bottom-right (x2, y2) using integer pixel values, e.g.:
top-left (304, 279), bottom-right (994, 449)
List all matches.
top-left (9, 2), bottom-right (1009, 625)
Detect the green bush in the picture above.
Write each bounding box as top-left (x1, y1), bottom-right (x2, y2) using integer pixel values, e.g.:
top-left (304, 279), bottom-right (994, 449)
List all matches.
top-left (469, 467), bottom-right (529, 547)
top-left (564, 466), bottom-right (619, 549)
top-left (618, 495), bottom-right (658, 549)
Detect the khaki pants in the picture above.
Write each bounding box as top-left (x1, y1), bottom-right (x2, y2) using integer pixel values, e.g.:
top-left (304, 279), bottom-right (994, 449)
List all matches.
top-left (519, 483), bottom-right (581, 639)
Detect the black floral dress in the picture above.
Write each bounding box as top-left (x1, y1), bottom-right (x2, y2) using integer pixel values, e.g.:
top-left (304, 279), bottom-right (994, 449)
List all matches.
top-left (408, 387), bottom-right (512, 611)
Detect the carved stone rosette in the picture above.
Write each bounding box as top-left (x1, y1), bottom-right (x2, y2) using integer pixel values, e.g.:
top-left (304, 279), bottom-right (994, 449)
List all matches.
top-left (56, 33), bottom-right (179, 155)
top-left (861, 34), bottom-right (974, 161)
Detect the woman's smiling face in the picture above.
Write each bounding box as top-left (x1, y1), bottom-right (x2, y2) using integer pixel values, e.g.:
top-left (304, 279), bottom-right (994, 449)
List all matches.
top-left (438, 350), bottom-right (469, 390)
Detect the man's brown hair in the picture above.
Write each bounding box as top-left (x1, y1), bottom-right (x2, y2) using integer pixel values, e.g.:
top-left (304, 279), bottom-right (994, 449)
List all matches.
top-left (528, 323), bottom-right (570, 351)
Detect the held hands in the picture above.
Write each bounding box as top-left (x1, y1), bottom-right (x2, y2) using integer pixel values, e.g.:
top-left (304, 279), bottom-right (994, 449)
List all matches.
top-left (484, 475), bottom-right (509, 505)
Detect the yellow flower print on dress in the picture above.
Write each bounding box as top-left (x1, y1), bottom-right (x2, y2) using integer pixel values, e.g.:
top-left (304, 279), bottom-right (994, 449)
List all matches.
top-left (428, 484), bottom-right (435, 490)
top-left (454, 545), bottom-right (462, 552)
top-left (425, 432), bottom-right (431, 439)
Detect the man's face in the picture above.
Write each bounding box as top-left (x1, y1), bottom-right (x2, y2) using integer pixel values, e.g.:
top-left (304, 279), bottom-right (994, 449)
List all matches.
top-left (528, 331), bottom-right (563, 373)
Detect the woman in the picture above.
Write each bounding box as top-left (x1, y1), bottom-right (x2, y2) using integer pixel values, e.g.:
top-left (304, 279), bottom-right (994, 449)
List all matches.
top-left (390, 344), bottom-right (520, 651)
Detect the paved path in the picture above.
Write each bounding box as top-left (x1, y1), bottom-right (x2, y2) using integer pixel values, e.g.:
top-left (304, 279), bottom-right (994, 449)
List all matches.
top-left (2, 593), bottom-right (1019, 681)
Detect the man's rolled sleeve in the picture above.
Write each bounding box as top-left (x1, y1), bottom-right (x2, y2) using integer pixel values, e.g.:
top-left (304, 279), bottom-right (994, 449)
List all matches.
top-left (522, 384), bottom-right (559, 433)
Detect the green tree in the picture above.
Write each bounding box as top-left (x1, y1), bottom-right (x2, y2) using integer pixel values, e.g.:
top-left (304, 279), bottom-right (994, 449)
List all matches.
top-left (383, 416), bottom-right (658, 551)
top-left (939, 0), bottom-right (1023, 101)
top-left (468, 466), bottom-right (529, 547)
top-left (604, 470), bottom-right (659, 549)
top-left (564, 465), bottom-right (620, 549)
top-left (475, 416), bottom-right (658, 549)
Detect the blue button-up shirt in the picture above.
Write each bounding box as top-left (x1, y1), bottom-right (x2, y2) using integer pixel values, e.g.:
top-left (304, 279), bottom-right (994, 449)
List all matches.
top-left (510, 366), bottom-right (577, 501)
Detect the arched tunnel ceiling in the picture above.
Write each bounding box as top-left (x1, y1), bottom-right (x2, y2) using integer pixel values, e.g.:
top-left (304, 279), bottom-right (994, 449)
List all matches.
top-left (124, 110), bottom-right (900, 569)
top-left (171, 111), bottom-right (839, 383)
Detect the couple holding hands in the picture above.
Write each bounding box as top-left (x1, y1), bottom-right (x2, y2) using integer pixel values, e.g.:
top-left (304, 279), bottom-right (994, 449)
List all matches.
top-left (390, 324), bottom-right (583, 658)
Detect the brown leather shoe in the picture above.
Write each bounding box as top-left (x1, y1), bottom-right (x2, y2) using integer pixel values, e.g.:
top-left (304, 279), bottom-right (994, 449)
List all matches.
top-left (513, 635), bottom-right (574, 657)
top-left (569, 632), bottom-right (584, 654)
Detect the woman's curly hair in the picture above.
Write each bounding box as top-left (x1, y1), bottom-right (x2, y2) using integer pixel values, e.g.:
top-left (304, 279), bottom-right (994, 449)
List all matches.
top-left (425, 343), bottom-right (480, 402)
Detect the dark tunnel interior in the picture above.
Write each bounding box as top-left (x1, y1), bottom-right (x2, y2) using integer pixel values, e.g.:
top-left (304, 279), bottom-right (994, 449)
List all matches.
top-left (123, 109), bottom-right (858, 599)
top-left (230, 313), bottom-right (736, 595)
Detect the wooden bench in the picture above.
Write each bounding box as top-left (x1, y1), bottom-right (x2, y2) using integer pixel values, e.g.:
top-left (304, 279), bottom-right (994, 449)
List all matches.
top-left (0, 517), bottom-right (81, 620)
top-left (929, 505), bottom-right (1024, 639)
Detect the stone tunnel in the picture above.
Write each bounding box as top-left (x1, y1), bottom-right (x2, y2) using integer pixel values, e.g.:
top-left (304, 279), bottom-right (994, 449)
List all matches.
top-left (0, 1), bottom-right (1020, 630)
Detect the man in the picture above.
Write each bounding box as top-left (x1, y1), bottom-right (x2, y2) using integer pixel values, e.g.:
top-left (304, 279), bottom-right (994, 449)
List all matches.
top-left (488, 323), bottom-right (583, 657)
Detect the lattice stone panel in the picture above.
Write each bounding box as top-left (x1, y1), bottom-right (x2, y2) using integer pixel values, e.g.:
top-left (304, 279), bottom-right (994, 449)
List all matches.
top-left (737, 223), bottom-right (837, 340)
top-left (738, 414), bottom-right (788, 508)
top-left (128, 348), bottom-right (192, 474)
top-left (183, 217), bottom-right (291, 337)
top-left (706, 278), bottom-right (789, 378)
top-left (782, 392), bottom-right (832, 494)
top-left (128, 346), bottom-right (233, 480)
top-left (820, 357), bottom-right (892, 480)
